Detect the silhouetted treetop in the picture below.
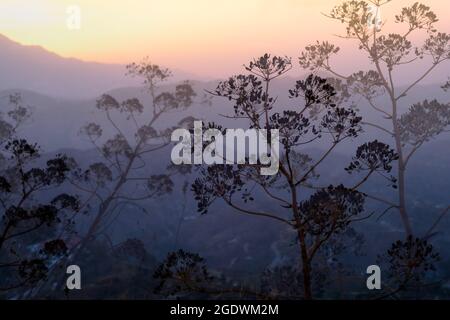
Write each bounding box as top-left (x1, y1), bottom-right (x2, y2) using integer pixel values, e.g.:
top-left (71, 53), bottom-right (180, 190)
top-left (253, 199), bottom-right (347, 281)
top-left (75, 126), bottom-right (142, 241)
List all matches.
top-left (299, 185), bottom-right (365, 237)
top-left (0, 138), bottom-right (79, 292)
top-left (346, 140), bottom-right (399, 173)
top-left (399, 100), bottom-right (450, 147)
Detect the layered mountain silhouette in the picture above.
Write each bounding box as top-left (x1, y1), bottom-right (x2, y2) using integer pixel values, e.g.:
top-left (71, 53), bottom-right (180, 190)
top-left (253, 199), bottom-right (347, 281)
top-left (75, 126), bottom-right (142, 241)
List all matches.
top-left (0, 33), bottom-right (449, 298)
top-left (0, 32), bottom-right (448, 156)
top-left (0, 34), bottom-right (201, 99)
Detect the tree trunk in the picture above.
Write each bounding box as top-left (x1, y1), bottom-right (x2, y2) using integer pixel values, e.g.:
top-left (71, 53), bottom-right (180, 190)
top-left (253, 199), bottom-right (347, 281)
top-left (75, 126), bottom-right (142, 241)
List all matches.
top-left (392, 101), bottom-right (413, 237)
top-left (298, 228), bottom-right (313, 300)
top-left (289, 180), bottom-right (313, 300)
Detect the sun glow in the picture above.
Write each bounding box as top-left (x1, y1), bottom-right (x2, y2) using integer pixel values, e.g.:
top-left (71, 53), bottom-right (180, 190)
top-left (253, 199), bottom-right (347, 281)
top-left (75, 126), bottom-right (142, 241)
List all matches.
top-left (0, 0), bottom-right (449, 77)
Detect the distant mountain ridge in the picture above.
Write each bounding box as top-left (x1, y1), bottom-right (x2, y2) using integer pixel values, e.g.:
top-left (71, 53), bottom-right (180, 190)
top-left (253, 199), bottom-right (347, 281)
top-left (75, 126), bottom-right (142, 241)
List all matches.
top-left (0, 34), bottom-right (202, 99)
top-left (1, 79), bottom-right (447, 153)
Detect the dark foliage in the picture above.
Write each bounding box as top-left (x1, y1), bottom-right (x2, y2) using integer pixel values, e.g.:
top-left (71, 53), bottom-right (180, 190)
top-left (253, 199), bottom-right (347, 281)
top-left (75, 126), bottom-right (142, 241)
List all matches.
top-left (0, 139), bottom-right (79, 293)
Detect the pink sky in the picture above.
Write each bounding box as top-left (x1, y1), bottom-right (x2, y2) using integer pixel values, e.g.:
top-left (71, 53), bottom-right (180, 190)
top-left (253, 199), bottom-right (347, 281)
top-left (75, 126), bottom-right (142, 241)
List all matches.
top-left (0, 0), bottom-right (449, 79)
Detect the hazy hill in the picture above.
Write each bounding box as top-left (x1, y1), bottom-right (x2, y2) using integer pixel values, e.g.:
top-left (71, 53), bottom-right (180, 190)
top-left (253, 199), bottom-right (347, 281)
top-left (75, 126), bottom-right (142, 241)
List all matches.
top-left (0, 34), bottom-right (202, 99)
top-left (1, 76), bottom-right (447, 152)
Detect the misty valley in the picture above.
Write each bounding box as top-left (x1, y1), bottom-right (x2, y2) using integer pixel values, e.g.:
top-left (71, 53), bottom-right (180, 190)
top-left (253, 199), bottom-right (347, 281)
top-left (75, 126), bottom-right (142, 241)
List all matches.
top-left (0, 0), bottom-right (449, 304)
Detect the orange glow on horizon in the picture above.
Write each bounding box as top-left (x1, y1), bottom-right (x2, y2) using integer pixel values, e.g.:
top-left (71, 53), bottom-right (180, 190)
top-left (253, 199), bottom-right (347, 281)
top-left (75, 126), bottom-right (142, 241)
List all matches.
top-left (1, 0), bottom-right (449, 77)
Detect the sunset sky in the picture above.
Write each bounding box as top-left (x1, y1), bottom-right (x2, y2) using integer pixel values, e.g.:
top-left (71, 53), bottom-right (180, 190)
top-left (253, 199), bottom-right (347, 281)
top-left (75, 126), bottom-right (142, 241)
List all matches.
top-left (0, 0), bottom-right (449, 77)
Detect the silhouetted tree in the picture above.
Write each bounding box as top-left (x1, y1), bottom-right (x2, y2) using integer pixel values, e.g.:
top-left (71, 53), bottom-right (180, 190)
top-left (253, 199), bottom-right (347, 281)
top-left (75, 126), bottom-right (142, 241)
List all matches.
top-left (0, 139), bottom-right (79, 295)
top-left (176, 54), bottom-right (398, 299)
top-left (154, 250), bottom-right (269, 299)
top-left (377, 236), bottom-right (440, 298)
top-left (442, 79), bottom-right (450, 92)
top-left (298, 0), bottom-right (450, 238)
top-left (0, 93), bottom-right (30, 146)
top-left (70, 59), bottom-right (196, 258)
